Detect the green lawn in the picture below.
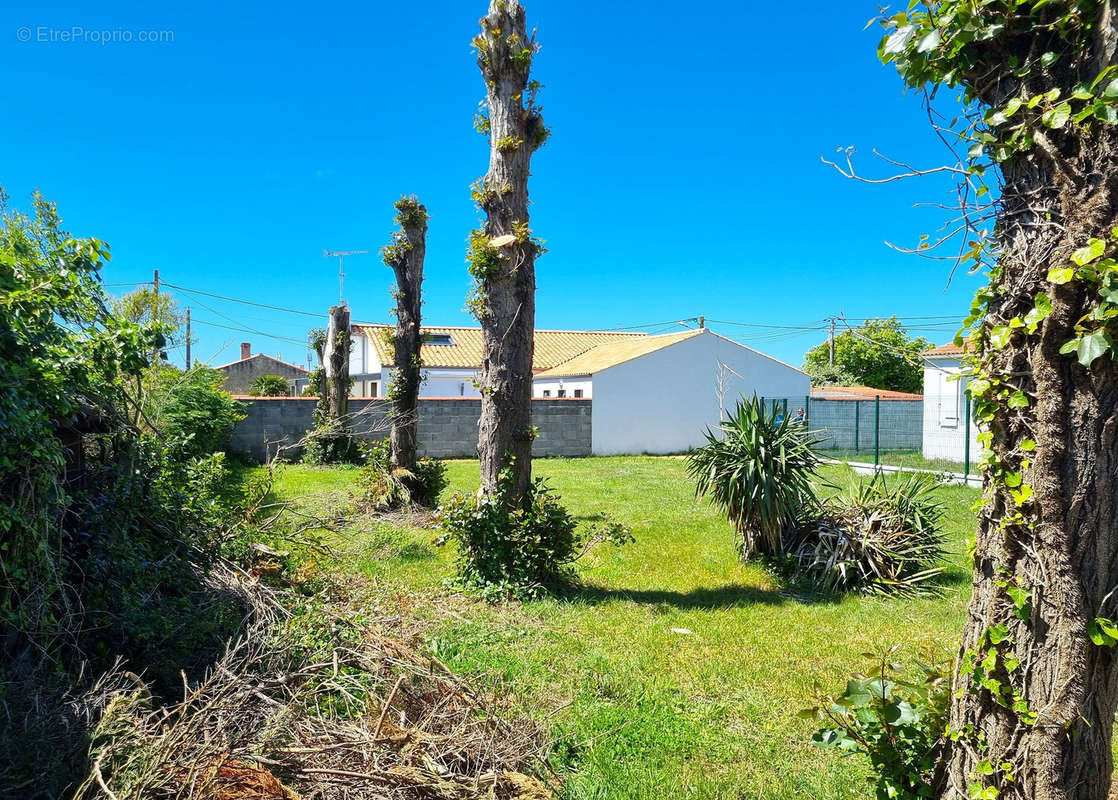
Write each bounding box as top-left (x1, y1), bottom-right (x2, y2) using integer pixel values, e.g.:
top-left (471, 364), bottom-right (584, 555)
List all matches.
top-left (822, 448), bottom-right (974, 475)
top-left (263, 457), bottom-right (978, 800)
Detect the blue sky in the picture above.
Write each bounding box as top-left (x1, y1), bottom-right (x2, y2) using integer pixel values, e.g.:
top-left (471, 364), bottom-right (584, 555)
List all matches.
top-left (3, 0), bottom-right (981, 368)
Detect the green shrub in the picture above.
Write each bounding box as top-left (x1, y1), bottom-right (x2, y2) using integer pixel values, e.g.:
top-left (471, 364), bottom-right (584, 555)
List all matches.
top-left (353, 440), bottom-right (448, 510)
top-left (686, 396), bottom-right (820, 558)
top-left (436, 463), bottom-right (632, 598)
top-left (157, 367), bottom-right (246, 457)
top-left (791, 473), bottom-right (945, 596)
top-left (805, 646), bottom-right (951, 800)
top-left (249, 373), bottom-right (290, 396)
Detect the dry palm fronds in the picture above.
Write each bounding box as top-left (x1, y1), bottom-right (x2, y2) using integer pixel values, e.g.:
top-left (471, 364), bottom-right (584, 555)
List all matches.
top-left (75, 565), bottom-right (550, 800)
top-left (790, 473), bottom-right (946, 596)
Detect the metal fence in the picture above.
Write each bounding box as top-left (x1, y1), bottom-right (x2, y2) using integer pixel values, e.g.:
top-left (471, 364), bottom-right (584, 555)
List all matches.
top-left (759, 393), bottom-right (978, 478)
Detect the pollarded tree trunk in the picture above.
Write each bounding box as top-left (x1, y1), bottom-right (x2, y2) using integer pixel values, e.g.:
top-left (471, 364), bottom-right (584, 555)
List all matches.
top-left (470, 0), bottom-right (549, 502)
top-left (382, 196), bottom-right (428, 471)
top-left (324, 304), bottom-right (351, 431)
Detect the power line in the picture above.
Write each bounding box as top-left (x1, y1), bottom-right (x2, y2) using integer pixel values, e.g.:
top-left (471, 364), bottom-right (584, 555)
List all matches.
top-left (190, 318), bottom-right (308, 346)
top-left (161, 282), bottom-right (324, 318)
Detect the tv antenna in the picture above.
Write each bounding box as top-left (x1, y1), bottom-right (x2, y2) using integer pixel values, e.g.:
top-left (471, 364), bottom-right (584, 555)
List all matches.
top-left (323, 249), bottom-right (369, 304)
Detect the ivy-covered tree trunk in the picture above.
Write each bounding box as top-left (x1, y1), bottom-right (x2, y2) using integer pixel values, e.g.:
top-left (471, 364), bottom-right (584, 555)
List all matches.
top-left (469, 0), bottom-right (548, 502)
top-left (876, 5), bottom-right (1118, 798)
top-left (942, 135), bottom-right (1118, 800)
top-left (324, 304), bottom-right (351, 430)
top-left (382, 197), bottom-right (428, 471)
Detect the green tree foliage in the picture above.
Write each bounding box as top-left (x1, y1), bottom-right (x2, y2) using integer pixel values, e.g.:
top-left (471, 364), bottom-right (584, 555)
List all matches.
top-left (112, 285), bottom-right (187, 346)
top-left (249, 373), bottom-right (291, 397)
top-left (155, 366), bottom-right (244, 455)
top-left (687, 397), bottom-right (820, 559)
top-left (803, 318), bottom-right (931, 393)
top-left (0, 189), bottom-right (253, 792)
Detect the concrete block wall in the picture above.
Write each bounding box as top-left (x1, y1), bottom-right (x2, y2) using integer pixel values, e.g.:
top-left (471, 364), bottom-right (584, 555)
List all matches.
top-left (229, 397), bottom-right (591, 462)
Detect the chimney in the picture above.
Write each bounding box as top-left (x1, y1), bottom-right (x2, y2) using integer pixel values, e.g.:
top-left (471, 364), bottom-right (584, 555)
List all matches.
top-left (241, 342), bottom-right (252, 360)
top-left (699, 315), bottom-right (705, 329)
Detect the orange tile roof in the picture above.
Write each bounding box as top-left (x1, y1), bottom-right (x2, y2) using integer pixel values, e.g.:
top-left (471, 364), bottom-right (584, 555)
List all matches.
top-left (351, 324), bottom-right (647, 371)
top-left (536, 329), bottom-right (704, 378)
top-left (811, 385), bottom-right (922, 401)
top-left (925, 341), bottom-right (970, 356)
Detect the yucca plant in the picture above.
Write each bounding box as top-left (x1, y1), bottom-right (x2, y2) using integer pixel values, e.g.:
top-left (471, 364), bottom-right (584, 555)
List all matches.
top-left (792, 473), bottom-right (946, 596)
top-left (687, 396), bottom-right (820, 559)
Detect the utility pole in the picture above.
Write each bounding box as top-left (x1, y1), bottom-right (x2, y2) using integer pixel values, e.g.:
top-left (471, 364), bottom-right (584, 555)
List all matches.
top-left (828, 317), bottom-right (836, 367)
top-left (323, 249), bottom-right (369, 305)
top-left (185, 307), bottom-right (191, 370)
top-left (153, 269), bottom-right (160, 324)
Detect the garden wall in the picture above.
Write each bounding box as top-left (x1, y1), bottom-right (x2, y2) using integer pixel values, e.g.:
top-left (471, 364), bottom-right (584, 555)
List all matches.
top-left (229, 397), bottom-right (592, 462)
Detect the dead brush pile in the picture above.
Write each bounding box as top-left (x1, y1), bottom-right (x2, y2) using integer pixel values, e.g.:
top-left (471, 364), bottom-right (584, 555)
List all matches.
top-left (75, 565), bottom-right (550, 800)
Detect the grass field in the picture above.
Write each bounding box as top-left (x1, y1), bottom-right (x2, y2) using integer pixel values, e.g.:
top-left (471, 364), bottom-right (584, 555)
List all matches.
top-left (263, 457), bottom-right (978, 800)
top-left (822, 448), bottom-right (973, 474)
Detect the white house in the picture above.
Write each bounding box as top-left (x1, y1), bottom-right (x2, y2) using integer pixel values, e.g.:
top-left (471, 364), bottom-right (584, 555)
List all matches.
top-left (347, 324), bottom-right (647, 398)
top-left (533, 328), bottom-right (810, 455)
top-left (922, 342), bottom-right (981, 463)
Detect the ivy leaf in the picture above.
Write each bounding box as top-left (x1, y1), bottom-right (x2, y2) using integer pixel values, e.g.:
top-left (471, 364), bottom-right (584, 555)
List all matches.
top-left (988, 624), bottom-right (1010, 644)
top-left (883, 25), bottom-right (916, 54)
top-left (1089, 618), bottom-right (1118, 647)
top-left (1077, 329), bottom-right (1112, 366)
top-left (1105, 78), bottom-right (1118, 99)
top-left (1012, 484), bottom-right (1034, 506)
top-left (1040, 52), bottom-right (1059, 67)
top-left (1072, 238), bottom-right (1106, 266)
top-left (989, 326), bottom-right (1012, 349)
top-left (916, 29), bottom-right (941, 53)
top-left (1021, 439), bottom-right (1036, 451)
top-left (1060, 337), bottom-right (1081, 355)
top-left (1008, 390), bottom-right (1030, 409)
top-left (1048, 266), bottom-right (1075, 284)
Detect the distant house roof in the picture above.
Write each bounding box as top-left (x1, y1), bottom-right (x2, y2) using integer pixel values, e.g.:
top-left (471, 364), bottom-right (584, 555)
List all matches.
top-left (536, 329), bottom-right (705, 378)
top-left (351, 324), bottom-right (647, 371)
top-left (811, 385), bottom-right (922, 401)
top-left (213, 353), bottom-right (309, 373)
top-left (925, 341), bottom-right (970, 357)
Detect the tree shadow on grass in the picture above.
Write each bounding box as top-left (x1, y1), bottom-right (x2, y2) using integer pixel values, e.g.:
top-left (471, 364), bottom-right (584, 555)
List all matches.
top-left (563, 581), bottom-right (842, 610)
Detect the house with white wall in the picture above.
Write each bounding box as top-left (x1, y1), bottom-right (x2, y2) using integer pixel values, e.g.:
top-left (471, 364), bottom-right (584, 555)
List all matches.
top-left (534, 328), bottom-right (810, 455)
top-left (347, 324), bottom-right (646, 398)
top-left (922, 342), bottom-right (981, 463)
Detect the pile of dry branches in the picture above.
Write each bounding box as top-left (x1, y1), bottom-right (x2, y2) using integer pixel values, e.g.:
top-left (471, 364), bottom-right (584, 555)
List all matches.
top-left (75, 565), bottom-right (550, 800)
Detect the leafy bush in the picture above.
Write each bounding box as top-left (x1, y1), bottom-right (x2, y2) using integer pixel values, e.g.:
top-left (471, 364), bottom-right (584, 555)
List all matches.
top-left (804, 646), bottom-right (950, 800)
top-left (353, 440), bottom-right (448, 510)
top-left (157, 367), bottom-right (246, 457)
top-left (436, 463), bottom-right (632, 598)
top-left (687, 396), bottom-right (820, 558)
top-left (249, 373), bottom-right (290, 396)
top-left (302, 423), bottom-right (363, 465)
top-left (791, 473), bottom-right (945, 596)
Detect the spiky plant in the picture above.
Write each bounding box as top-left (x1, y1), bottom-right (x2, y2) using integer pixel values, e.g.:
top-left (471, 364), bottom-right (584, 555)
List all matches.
top-left (792, 473), bottom-right (946, 596)
top-left (687, 396), bottom-right (820, 559)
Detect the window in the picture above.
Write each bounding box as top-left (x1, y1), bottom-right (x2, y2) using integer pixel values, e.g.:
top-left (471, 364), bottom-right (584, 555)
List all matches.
top-left (370, 381), bottom-right (379, 398)
top-left (573, 389), bottom-right (584, 398)
top-left (557, 389), bottom-right (566, 398)
top-left (425, 333), bottom-right (454, 346)
top-left (542, 389), bottom-right (551, 397)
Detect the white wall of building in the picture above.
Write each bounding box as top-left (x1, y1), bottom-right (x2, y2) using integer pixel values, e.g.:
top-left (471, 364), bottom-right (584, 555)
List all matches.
top-left (533, 378), bottom-right (592, 399)
top-left (922, 357), bottom-right (981, 463)
top-left (585, 330), bottom-right (810, 456)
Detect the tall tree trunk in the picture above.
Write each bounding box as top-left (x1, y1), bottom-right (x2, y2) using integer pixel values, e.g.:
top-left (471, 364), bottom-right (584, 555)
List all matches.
top-left (470, 0), bottom-right (548, 503)
top-left (382, 197), bottom-right (428, 471)
top-left (324, 304), bottom-right (351, 432)
top-left (938, 125), bottom-right (1118, 800)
